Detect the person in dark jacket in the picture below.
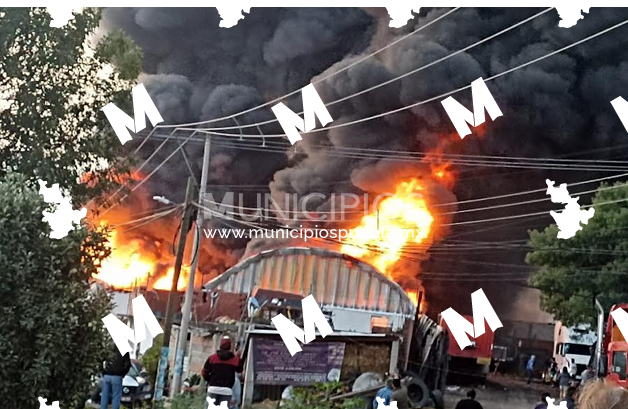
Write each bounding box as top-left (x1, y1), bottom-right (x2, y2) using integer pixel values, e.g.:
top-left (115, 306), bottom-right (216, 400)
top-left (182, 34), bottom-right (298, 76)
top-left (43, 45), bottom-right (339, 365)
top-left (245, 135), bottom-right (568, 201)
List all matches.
top-left (390, 379), bottom-right (410, 409)
top-left (534, 392), bottom-right (551, 409)
top-left (101, 344), bottom-right (131, 409)
top-left (560, 386), bottom-right (576, 409)
top-left (202, 337), bottom-right (243, 408)
top-left (455, 389), bottom-right (483, 409)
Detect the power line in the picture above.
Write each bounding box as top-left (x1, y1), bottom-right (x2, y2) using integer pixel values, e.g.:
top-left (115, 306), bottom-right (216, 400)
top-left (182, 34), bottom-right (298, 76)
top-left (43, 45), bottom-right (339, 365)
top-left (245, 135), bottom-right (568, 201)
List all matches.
top-left (99, 135), bottom-right (194, 218)
top-left (150, 8), bottom-right (461, 130)
top-left (142, 133), bottom-right (628, 172)
top-left (196, 173), bottom-right (628, 224)
top-left (192, 18), bottom-right (628, 139)
top-left (197, 8), bottom-right (554, 133)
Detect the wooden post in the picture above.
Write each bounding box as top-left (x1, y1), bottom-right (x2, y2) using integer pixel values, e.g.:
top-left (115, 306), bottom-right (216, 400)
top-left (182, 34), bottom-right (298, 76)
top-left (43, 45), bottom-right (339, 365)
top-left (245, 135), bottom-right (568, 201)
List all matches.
top-left (389, 339), bottom-right (400, 375)
top-left (154, 177), bottom-right (195, 404)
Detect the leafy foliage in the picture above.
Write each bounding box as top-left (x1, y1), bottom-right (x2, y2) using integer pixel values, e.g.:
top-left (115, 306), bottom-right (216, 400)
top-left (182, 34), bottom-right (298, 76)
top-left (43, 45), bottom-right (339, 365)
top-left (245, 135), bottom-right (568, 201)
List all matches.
top-left (0, 173), bottom-right (112, 408)
top-left (0, 8), bottom-right (145, 408)
top-left (141, 334), bottom-right (164, 385)
top-left (526, 181), bottom-right (628, 326)
top-left (96, 29), bottom-right (143, 81)
top-left (0, 7), bottom-right (140, 206)
top-left (281, 382), bottom-right (363, 409)
top-left (151, 382), bottom-right (207, 409)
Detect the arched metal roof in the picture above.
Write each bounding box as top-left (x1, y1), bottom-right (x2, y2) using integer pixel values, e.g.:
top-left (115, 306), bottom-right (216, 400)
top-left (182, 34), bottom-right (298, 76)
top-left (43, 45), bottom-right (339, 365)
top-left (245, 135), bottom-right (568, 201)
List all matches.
top-left (203, 247), bottom-right (416, 317)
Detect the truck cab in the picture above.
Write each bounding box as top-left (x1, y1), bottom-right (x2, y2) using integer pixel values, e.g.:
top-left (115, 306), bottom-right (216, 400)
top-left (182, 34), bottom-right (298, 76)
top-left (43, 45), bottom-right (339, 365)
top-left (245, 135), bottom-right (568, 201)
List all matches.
top-left (603, 304), bottom-right (628, 387)
top-left (554, 322), bottom-right (596, 379)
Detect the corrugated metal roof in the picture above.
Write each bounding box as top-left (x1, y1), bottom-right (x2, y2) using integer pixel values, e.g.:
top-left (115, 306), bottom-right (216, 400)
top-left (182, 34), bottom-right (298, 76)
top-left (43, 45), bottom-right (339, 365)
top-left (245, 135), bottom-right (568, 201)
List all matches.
top-left (203, 247), bottom-right (416, 317)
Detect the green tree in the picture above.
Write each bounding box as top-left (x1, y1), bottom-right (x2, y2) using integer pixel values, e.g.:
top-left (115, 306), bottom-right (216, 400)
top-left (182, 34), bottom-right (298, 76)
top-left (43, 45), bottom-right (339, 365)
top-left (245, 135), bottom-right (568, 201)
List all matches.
top-left (0, 173), bottom-right (112, 408)
top-left (526, 181), bottom-right (628, 326)
top-left (0, 7), bottom-right (144, 408)
top-left (96, 29), bottom-right (143, 81)
top-left (141, 334), bottom-right (164, 385)
top-left (0, 7), bottom-right (142, 206)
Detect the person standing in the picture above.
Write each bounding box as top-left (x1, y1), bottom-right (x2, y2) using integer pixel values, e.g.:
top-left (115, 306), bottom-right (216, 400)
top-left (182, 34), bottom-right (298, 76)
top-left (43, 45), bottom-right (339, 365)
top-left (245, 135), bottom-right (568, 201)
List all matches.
top-left (454, 389), bottom-right (483, 409)
top-left (569, 359), bottom-right (578, 379)
top-left (558, 367), bottom-right (571, 399)
top-left (526, 355), bottom-right (536, 385)
top-left (101, 344), bottom-right (131, 409)
top-left (580, 365), bottom-right (594, 386)
top-left (390, 379), bottom-right (410, 409)
top-left (202, 337), bottom-right (243, 408)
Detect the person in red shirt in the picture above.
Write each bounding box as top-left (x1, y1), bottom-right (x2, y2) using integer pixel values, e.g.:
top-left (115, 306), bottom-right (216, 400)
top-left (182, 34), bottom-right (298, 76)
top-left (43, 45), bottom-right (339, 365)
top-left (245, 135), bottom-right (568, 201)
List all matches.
top-left (202, 337), bottom-right (243, 408)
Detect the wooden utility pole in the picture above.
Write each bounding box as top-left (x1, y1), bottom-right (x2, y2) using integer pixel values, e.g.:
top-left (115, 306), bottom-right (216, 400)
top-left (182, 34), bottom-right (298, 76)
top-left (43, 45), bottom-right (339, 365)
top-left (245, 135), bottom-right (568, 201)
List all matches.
top-left (171, 135), bottom-right (211, 396)
top-left (153, 176), bottom-right (195, 404)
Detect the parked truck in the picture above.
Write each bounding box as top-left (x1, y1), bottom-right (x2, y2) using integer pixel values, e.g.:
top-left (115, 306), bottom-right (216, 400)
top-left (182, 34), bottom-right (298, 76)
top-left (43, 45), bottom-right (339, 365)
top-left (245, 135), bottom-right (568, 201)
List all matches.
top-left (593, 302), bottom-right (628, 388)
top-left (439, 314), bottom-right (495, 385)
top-left (554, 321), bottom-right (596, 379)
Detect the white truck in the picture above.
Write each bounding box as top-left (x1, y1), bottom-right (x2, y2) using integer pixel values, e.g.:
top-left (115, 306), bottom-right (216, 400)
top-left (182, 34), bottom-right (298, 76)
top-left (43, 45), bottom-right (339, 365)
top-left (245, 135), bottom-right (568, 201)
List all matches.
top-left (554, 322), bottom-right (597, 379)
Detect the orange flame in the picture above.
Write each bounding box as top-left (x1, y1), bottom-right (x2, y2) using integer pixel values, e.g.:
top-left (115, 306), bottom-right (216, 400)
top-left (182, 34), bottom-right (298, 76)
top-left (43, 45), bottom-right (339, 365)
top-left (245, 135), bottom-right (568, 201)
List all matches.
top-left (153, 266), bottom-right (189, 291)
top-left (92, 221), bottom-right (190, 291)
top-left (92, 229), bottom-right (156, 288)
top-left (340, 178), bottom-right (434, 279)
top-left (406, 290), bottom-right (419, 307)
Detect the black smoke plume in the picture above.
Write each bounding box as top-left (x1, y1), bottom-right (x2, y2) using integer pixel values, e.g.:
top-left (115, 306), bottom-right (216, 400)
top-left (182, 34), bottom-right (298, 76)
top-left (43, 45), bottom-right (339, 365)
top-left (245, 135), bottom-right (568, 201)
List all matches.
top-left (102, 7), bottom-right (628, 318)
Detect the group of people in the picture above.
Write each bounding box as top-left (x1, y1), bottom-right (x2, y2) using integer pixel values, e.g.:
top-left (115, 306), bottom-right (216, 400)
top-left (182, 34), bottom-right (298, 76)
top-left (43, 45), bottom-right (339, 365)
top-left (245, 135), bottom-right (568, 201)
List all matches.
top-left (372, 374), bottom-right (411, 409)
top-left (527, 355), bottom-right (595, 394)
top-left (373, 376), bottom-right (484, 409)
top-left (98, 336), bottom-right (244, 409)
top-left (534, 379), bottom-right (628, 409)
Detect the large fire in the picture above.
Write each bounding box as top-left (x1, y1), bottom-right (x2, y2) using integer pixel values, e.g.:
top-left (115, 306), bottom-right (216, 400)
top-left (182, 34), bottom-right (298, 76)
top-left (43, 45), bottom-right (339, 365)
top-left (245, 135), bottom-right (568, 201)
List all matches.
top-left (92, 228), bottom-right (189, 291)
top-left (340, 178), bottom-right (434, 278)
top-left (339, 133), bottom-right (459, 310)
top-left (88, 171), bottom-right (192, 292)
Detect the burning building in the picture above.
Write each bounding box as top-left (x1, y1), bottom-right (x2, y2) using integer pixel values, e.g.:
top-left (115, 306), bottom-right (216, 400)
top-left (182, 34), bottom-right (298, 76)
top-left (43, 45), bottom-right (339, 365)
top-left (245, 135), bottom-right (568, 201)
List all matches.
top-left (90, 7), bottom-right (628, 363)
top-left (200, 247), bottom-right (448, 406)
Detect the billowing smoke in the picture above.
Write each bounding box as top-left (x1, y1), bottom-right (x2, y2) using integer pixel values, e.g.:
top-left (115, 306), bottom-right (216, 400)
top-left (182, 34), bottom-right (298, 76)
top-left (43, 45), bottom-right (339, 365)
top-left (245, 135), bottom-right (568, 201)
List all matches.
top-left (102, 7), bottom-right (628, 316)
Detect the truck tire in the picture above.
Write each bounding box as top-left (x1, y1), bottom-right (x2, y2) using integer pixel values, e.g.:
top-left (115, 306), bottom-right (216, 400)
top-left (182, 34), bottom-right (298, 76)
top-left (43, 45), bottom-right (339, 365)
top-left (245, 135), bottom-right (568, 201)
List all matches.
top-left (430, 389), bottom-right (444, 409)
top-left (405, 373), bottom-right (430, 408)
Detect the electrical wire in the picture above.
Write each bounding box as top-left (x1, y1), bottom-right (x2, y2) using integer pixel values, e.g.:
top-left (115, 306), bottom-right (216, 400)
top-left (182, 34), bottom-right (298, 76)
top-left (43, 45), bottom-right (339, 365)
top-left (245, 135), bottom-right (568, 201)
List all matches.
top-left (92, 18), bottom-right (628, 225)
top-left (150, 8), bottom-right (461, 130)
top-left (142, 133), bottom-right (628, 172)
top-left (108, 205), bottom-right (182, 228)
top-left (190, 18), bottom-right (628, 139)
top-left (195, 176), bottom-right (628, 222)
top-left (197, 8), bottom-right (554, 132)
top-left (98, 134), bottom-right (194, 218)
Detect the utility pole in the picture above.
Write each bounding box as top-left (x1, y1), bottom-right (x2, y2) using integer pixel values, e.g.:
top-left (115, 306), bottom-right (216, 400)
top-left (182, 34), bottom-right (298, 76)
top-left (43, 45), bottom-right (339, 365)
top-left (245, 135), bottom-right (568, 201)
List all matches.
top-left (153, 176), bottom-right (195, 404)
top-left (171, 135), bottom-right (211, 396)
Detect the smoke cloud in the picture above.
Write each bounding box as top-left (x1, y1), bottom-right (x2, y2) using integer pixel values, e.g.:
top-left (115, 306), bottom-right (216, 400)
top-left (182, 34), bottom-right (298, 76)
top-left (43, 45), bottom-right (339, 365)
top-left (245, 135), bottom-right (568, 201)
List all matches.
top-left (102, 7), bottom-right (628, 316)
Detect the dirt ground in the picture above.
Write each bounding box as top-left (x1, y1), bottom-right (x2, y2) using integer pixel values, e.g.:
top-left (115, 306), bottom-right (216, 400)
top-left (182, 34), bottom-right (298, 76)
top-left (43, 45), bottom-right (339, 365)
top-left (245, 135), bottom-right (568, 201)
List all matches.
top-left (250, 374), bottom-right (561, 409)
top-left (443, 374), bottom-right (558, 409)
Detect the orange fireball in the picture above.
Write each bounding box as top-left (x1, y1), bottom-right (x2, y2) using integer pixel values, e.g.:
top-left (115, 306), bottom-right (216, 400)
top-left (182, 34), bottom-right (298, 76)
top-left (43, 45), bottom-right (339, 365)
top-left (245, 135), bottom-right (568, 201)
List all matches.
top-left (340, 178), bottom-right (434, 279)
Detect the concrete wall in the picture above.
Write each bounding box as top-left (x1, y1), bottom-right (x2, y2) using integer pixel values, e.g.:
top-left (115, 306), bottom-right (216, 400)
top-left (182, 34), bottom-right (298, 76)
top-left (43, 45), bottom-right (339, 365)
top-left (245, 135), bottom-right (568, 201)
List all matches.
top-left (167, 327), bottom-right (218, 381)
